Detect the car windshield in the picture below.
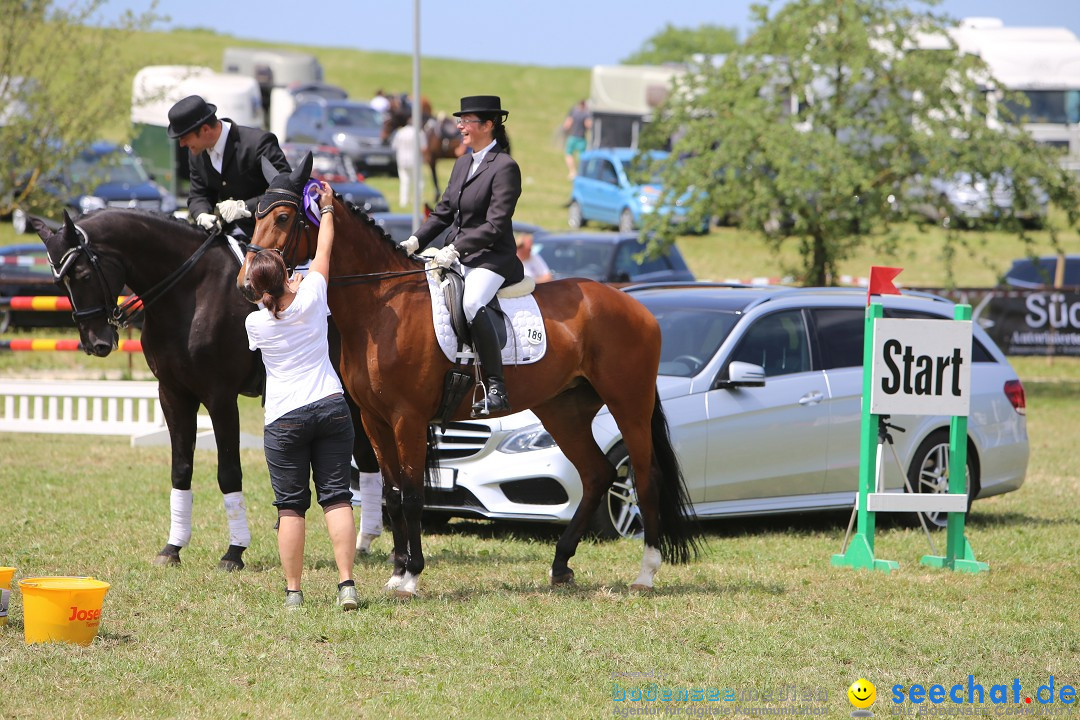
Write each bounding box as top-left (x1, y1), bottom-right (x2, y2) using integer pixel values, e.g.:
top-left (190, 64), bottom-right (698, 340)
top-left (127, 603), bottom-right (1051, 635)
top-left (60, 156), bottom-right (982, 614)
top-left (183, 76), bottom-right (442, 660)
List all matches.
top-left (328, 105), bottom-right (381, 129)
top-left (535, 241), bottom-right (615, 281)
top-left (312, 152), bottom-right (357, 183)
top-left (647, 305), bottom-right (740, 378)
top-left (69, 152), bottom-right (149, 187)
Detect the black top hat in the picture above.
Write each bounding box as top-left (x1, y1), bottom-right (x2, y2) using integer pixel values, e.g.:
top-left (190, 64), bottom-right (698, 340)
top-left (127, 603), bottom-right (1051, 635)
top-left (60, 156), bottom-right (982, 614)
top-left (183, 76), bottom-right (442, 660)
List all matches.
top-left (167, 95), bottom-right (218, 138)
top-left (453, 95), bottom-right (509, 119)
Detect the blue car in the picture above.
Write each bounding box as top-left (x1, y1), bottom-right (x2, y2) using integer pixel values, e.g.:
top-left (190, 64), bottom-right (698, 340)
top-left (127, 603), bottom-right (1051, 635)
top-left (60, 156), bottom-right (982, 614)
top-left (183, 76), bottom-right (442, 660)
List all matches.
top-left (568, 148), bottom-right (704, 234)
top-left (12, 142), bottom-right (177, 234)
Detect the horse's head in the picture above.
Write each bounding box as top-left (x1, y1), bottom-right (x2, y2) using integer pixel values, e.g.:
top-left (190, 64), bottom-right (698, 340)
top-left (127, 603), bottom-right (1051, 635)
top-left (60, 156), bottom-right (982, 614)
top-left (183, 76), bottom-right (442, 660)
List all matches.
top-left (35, 211), bottom-right (124, 356)
top-left (238, 152), bottom-right (318, 301)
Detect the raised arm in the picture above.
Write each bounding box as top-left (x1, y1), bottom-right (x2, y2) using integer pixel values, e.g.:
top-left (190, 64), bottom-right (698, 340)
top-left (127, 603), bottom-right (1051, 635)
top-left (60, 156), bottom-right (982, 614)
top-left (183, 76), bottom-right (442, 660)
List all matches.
top-left (310, 181), bottom-right (335, 279)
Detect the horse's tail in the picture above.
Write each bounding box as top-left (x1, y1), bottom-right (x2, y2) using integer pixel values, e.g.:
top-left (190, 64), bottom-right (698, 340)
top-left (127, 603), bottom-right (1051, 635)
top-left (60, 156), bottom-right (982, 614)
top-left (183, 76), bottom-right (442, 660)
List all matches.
top-left (651, 389), bottom-right (704, 564)
top-left (423, 424), bottom-right (441, 493)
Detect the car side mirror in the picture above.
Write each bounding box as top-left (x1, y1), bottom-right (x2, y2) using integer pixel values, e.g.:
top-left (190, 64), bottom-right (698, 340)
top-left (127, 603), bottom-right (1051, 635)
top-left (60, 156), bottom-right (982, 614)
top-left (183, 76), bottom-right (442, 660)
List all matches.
top-left (714, 361), bottom-right (766, 389)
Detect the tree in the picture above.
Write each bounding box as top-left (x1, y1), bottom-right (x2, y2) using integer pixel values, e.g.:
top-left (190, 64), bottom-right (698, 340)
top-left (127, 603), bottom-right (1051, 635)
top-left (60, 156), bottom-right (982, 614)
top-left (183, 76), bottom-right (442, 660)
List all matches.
top-left (622, 23), bottom-right (738, 66)
top-left (0, 0), bottom-right (160, 219)
top-left (642, 0), bottom-right (1080, 286)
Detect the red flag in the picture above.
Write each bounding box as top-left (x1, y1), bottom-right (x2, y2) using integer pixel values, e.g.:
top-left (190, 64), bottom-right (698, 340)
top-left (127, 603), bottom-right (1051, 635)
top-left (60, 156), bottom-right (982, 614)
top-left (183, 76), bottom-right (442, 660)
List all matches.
top-left (867, 266), bottom-right (903, 305)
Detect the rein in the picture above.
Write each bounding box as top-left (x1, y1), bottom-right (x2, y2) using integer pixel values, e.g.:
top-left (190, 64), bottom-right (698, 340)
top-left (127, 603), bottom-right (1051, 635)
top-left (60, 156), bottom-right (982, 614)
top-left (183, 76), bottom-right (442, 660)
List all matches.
top-left (50, 222), bottom-right (225, 329)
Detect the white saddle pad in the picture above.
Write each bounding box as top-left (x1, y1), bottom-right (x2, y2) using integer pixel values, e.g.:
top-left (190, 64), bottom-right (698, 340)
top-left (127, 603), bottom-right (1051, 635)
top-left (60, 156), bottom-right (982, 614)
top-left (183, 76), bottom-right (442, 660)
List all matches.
top-left (425, 267), bottom-right (547, 365)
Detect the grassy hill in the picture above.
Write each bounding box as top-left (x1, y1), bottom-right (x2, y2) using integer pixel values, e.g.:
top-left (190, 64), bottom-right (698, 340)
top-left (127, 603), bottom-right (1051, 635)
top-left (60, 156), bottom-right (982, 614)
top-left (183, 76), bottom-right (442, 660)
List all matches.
top-left (4, 26), bottom-right (1079, 286)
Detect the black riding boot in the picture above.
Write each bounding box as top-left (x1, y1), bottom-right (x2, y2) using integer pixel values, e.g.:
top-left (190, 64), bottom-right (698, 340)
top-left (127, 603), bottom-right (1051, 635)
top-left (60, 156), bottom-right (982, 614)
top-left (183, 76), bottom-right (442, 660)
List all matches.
top-left (469, 306), bottom-right (511, 417)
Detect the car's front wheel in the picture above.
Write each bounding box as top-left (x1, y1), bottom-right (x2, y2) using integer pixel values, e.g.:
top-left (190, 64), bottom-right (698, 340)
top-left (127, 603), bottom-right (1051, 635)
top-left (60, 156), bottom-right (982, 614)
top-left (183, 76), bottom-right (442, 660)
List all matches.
top-left (905, 429), bottom-right (976, 529)
top-left (567, 200), bottom-right (584, 229)
top-left (618, 208), bottom-right (635, 233)
top-left (589, 444), bottom-right (643, 539)
top-left (12, 208), bottom-right (27, 235)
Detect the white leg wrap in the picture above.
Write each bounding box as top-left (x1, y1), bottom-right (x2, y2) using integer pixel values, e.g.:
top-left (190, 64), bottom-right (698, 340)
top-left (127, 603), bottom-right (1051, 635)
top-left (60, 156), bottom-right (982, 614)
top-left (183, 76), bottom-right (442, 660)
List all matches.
top-left (167, 488), bottom-right (193, 548)
top-left (631, 545), bottom-right (662, 589)
top-left (356, 471), bottom-right (383, 538)
top-left (399, 571), bottom-right (419, 596)
top-left (222, 491), bottom-right (251, 548)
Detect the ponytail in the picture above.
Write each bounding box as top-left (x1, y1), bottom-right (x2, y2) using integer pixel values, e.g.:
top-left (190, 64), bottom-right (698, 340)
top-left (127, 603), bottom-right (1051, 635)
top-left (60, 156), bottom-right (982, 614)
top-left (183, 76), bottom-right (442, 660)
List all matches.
top-left (493, 121), bottom-right (510, 153)
top-left (246, 251), bottom-right (289, 319)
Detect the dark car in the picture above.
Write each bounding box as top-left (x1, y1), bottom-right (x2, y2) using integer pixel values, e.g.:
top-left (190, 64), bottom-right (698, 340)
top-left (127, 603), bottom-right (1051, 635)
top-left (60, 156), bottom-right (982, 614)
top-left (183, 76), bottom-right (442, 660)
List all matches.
top-left (370, 213), bottom-right (544, 248)
top-left (532, 232), bottom-right (695, 284)
top-left (11, 142), bottom-right (177, 235)
top-left (285, 99), bottom-right (394, 174)
top-left (0, 243), bottom-right (69, 331)
top-left (281, 143), bottom-right (389, 214)
top-left (1002, 255), bottom-right (1080, 288)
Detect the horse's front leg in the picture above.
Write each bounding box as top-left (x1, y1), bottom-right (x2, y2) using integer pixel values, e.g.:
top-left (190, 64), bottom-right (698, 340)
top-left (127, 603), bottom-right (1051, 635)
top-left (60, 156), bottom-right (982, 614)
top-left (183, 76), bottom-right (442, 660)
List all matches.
top-left (364, 419), bottom-right (410, 590)
top-left (205, 397), bottom-right (249, 571)
top-left (153, 385), bottom-right (200, 567)
top-left (388, 420), bottom-right (429, 599)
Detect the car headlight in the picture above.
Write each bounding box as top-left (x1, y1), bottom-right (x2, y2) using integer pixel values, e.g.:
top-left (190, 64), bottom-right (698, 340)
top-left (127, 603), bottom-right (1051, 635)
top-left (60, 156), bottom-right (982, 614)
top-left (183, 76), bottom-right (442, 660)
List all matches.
top-left (79, 195), bottom-right (106, 214)
top-left (497, 424), bottom-right (558, 453)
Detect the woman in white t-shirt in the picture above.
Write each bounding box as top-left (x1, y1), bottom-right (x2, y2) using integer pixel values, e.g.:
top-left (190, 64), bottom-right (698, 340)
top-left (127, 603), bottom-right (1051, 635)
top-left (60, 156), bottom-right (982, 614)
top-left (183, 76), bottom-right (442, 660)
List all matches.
top-left (244, 180), bottom-right (358, 611)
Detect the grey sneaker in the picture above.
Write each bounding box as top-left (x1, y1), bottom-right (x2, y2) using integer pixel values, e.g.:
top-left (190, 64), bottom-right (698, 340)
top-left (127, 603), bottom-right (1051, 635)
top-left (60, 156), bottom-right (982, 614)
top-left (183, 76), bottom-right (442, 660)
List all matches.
top-left (284, 590), bottom-right (304, 609)
top-left (337, 584), bottom-right (358, 611)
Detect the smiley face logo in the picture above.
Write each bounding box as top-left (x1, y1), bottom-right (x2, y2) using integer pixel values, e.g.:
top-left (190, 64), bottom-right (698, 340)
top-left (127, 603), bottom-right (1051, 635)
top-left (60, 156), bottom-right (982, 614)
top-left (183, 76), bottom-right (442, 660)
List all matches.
top-left (848, 678), bottom-right (877, 713)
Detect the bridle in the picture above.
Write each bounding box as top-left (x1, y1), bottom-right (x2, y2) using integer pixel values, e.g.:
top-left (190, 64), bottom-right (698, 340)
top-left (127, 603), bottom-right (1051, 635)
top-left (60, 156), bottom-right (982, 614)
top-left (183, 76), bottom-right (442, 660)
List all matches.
top-left (253, 180), bottom-right (322, 270)
top-left (49, 221), bottom-right (223, 329)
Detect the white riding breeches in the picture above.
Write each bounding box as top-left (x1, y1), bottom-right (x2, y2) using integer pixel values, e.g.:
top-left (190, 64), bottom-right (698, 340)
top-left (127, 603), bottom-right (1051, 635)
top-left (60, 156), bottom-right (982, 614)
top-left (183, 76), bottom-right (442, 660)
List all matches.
top-left (461, 265), bottom-right (504, 322)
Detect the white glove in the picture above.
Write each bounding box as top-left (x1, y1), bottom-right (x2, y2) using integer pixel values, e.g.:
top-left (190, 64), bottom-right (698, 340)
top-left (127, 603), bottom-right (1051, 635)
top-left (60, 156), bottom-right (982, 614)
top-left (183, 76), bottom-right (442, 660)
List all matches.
top-left (215, 199), bottom-right (251, 223)
top-left (400, 235), bottom-right (419, 255)
top-left (194, 213), bottom-right (219, 231)
top-left (433, 244), bottom-right (459, 269)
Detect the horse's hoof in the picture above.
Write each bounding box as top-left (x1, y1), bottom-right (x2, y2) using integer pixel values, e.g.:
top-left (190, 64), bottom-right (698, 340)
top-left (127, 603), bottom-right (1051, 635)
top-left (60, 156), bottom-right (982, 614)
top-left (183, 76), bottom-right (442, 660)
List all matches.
top-left (152, 553), bottom-right (180, 567)
top-left (218, 558), bottom-right (245, 572)
top-left (384, 575), bottom-right (405, 592)
top-left (629, 583), bottom-right (653, 592)
top-left (392, 588), bottom-right (417, 600)
top-left (549, 568), bottom-right (575, 586)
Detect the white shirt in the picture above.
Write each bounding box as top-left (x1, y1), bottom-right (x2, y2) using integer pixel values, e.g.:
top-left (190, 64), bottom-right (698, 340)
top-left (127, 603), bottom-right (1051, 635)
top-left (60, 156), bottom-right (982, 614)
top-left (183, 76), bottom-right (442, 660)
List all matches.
top-left (245, 271), bottom-right (343, 425)
top-left (468, 140), bottom-right (497, 179)
top-left (209, 120), bottom-right (232, 174)
top-left (521, 252), bottom-right (551, 280)
top-left (391, 125), bottom-right (427, 168)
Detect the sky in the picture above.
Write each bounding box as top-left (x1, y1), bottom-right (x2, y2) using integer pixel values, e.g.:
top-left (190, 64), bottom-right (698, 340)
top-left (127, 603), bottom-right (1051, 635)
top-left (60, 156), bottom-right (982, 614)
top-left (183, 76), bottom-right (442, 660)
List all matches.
top-left (99, 0), bottom-right (1080, 68)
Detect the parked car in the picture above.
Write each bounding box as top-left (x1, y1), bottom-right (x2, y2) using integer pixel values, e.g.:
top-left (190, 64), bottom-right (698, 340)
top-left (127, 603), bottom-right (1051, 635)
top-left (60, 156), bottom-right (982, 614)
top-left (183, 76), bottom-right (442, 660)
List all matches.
top-left (0, 243), bottom-right (68, 331)
top-left (905, 172), bottom-right (1049, 229)
top-left (533, 232), bottom-right (695, 284)
top-left (281, 143), bottom-right (389, 214)
top-left (285, 99), bottom-right (394, 174)
top-left (11, 142), bottom-right (178, 234)
top-left (370, 213), bottom-right (544, 248)
top-left (423, 285), bottom-right (1028, 535)
top-left (568, 148), bottom-right (706, 233)
top-left (1002, 255), bottom-right (1080, 288)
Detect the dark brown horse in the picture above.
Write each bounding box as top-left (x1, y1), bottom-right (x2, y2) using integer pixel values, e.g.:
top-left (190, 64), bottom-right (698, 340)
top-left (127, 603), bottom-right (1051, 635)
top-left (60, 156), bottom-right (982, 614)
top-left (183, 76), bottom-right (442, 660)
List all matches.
top-left (239, 161), bottom-right (701, 597)
top-left (34, 209), bottom-right (379, 569)
top-left (380, 95), bottom-right (466, 203)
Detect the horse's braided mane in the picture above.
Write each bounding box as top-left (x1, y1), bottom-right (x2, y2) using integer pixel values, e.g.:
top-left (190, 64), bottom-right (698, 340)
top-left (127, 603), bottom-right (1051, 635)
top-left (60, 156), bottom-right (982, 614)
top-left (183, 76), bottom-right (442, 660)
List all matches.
top-left (340, 196), bottom-right (416, 258)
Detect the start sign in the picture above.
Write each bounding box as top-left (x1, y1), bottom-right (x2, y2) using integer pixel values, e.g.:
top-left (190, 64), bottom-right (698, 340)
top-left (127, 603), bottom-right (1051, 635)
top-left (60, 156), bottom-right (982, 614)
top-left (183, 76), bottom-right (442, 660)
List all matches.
top-left (870, 318), bottom-right (972, 416)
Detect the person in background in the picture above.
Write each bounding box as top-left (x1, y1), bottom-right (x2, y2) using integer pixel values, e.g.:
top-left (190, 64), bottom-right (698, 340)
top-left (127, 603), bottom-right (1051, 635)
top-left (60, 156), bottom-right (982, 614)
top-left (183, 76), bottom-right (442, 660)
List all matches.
top-left (244, 180), bottom-right (358, 611)
top-left (391, 119), bottom-right (428, 208)
top-left (516, 232), bottom-right (552, 283)
top-left (399, 95), bottom-right (523, 417)
top-left (168, 95), bottom-right (290, 240)
top-left (370, 89), bottom-right (391, 115)
top-left (562, 99), bottom-right (591, 180)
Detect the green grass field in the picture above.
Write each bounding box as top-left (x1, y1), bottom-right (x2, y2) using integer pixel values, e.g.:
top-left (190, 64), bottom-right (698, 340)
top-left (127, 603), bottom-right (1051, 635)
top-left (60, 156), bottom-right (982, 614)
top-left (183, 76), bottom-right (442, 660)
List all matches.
top-left (2, 28), bottom-right (1079, 720)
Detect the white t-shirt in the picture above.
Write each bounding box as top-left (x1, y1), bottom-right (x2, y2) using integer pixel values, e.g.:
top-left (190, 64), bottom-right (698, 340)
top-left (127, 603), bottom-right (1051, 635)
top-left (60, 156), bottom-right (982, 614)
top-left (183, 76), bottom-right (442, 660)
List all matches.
top-left (521, 252), bottom-right (551, 280)
top-left (245, 271), bottom-right (343, 425)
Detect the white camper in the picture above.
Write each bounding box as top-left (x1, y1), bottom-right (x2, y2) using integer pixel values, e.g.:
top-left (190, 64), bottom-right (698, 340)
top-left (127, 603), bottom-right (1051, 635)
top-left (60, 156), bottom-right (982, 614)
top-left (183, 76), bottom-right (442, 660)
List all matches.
top-left (131, 66), bottom-right (262, 199)
top-left (588, 65), bottom-right (685, 149)
top-left (944, 19), bottom-right (1080, 175)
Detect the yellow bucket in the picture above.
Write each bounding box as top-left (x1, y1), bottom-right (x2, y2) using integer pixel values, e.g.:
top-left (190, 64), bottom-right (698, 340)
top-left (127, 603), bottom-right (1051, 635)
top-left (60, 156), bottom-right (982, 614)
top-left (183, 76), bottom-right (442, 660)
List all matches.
top-left (0, 567), bottom-right (14, 627)
top-left (18, 577), bottom-right (111, 646)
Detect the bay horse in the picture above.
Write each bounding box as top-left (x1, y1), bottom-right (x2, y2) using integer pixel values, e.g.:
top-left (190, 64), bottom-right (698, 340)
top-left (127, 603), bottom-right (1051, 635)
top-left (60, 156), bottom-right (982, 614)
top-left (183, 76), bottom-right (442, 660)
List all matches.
top-left (33, 209), bottom-right (379, 569)
top-left (380, 95), bottom-right (467, 203)
top-left (239, 161), bottom-right (701, 597)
